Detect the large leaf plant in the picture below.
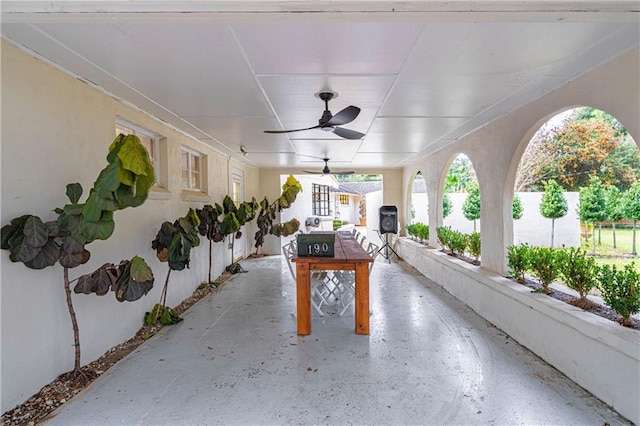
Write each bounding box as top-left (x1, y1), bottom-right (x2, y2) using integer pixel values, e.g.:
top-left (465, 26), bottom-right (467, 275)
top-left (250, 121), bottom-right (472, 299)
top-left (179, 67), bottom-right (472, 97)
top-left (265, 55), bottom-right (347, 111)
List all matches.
top-left (0, 134), bottom-right (155, 382)
top-left (254, 175), bottom-right (302, 254)
top-left (195, 203), bottom-right (224, 284)
top-left (219, 195), bottom-right (259, 272)
top-left (148, 208), bottom-right (201, 325)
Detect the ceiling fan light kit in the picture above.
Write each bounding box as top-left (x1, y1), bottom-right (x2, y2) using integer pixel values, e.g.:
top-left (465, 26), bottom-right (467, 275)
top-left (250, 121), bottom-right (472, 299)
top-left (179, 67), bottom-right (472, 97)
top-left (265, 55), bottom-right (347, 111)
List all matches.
top-left (264, 91), bottom-right (365, 140)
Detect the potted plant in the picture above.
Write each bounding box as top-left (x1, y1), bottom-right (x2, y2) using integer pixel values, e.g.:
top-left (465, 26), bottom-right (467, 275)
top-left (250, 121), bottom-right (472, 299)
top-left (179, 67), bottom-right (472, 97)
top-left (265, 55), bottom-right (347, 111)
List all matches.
top-left (359, 198), bottom-right (367, 226)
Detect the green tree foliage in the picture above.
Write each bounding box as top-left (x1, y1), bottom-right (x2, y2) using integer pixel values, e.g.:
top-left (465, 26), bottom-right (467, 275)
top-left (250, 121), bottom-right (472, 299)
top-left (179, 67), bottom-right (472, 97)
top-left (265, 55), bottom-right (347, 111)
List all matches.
top-left (605, 185), bottom-right (625, 249)
top-left (449, 230), bottom-right (468, 257)
top-left (445, 154), bottom-right (476, 192)
top-left (442, 192), bottom-right (452, 219)
top-left (148, 208), bottom-right (201, 325)
top-left (436, 226), bottom-right (467, 257)
top-left (254, 175), bottom-right (302, 253)
top-left (516, 108), bottom-right (639, 192)
top-left (539, 180), bottom-right (568, 248)
top-left (507, 244), bottom-right (531, 283)
top-left (575, 106), bottom-right (628, 138)
top-left (529, 247), bottom-right (560, 294)
top-left (436, 226), bottom-right (453, 252)
top-left (406, 223), bottom-right (429, 242)
top-left (557, 248), bottom-right (598, 303)
top-left (512, 194), bottom-right (524, 220)
top-left (195, 203), bottom-right (224, 284)
top-left (219, 195), bottom-right (259, 272)
top-left (335, 174), bottom-right (382, 183)
top-left (462, 181), bottom-right (481, 231)
top-left (623, 181), bottom-right (640, 255)
top-left (598, 263), bottom-right (640, 326)
top-left (468, 232), bottom-right (481, 262)
top-left (151, 208), bottom-right (201, 272)
top-left (579, 176), bottom-right (607, 254)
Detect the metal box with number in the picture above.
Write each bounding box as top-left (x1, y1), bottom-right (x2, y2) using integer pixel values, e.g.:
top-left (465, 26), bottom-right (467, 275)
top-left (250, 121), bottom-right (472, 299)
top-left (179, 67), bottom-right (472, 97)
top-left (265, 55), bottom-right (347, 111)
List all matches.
top-left (297, 233), bottom-right (335, 257)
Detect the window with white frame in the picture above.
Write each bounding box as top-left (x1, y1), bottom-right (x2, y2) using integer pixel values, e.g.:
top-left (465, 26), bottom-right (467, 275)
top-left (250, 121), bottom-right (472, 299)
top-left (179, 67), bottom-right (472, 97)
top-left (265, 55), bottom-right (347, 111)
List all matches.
top-left (339, 194), bottom-right (350, 205)
top-left (181, 147), bottom-right (204, 191)
top-left (115, 119), bottom-right (165, 187)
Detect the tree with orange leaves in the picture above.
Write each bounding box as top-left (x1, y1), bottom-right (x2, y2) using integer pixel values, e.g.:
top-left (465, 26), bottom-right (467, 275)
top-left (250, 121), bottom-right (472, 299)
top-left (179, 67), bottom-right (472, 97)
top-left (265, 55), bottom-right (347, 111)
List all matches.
top-left (516, 110), bottom-right (639, 192)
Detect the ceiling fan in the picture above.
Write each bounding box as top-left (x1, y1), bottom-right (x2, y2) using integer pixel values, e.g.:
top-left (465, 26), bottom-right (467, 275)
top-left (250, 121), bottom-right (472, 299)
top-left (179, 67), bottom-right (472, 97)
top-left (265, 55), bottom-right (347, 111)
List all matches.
top-left (264, 92), bottom-right (365, 140)
top-left (304, 158), bottom-right (355, 176)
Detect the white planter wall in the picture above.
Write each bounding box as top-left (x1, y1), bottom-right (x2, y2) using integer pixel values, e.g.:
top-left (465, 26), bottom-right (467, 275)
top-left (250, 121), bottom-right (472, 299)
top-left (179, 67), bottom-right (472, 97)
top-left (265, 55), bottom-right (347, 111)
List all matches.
top-left (397, 238), bottom-right (640, 425)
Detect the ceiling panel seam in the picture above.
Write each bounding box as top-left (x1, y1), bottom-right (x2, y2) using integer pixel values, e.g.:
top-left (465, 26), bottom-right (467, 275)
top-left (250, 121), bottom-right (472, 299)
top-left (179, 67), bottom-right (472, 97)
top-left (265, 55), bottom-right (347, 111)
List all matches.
top-left (224, 24), bottom-right (298, 156)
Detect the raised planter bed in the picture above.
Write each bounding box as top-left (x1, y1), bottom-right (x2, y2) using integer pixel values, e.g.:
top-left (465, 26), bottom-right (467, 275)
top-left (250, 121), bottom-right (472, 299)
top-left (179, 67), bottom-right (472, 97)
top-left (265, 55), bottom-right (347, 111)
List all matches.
top-left (396, 237), bottom-right (639, 425)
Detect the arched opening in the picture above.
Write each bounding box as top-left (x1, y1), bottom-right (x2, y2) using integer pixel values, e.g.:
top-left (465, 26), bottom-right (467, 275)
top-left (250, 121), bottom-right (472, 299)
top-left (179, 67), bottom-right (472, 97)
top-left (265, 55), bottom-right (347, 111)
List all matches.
top-left (442, 153), bottom-right (479, 234)
top-left (405, 170), bottom-right (430, 243)
top-left (409, 171), bottom-right (427, 225)
top-left (513, 106), bottom-right (639, 268)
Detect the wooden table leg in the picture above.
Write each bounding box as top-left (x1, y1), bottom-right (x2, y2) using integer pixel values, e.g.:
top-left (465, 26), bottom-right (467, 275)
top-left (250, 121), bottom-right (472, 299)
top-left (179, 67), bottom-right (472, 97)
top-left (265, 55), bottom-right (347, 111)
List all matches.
top-left (354, 262), bottom-right (370, 335)
top-left (296, 262), bottom-right (311, 335)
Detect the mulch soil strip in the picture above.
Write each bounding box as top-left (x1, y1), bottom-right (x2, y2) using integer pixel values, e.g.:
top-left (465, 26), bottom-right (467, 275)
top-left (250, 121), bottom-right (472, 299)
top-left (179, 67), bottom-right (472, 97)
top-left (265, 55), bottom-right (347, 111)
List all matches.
top-left (444, 249), bottom-right (639, 331)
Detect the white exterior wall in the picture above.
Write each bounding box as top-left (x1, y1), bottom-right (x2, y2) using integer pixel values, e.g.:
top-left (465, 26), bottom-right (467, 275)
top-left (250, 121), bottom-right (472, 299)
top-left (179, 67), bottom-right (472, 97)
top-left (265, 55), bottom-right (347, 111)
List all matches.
top-left (443, 193), bottom-right (481, 234)
top-left (410, 193), bottom-right (429, 225)
top-left (335, 195), bottom-right (358, 225)
top-left (0, 43), bottom-right (260, 412)
top-left (411, 192), bottom-right (580, 248)
top-left (279, 174), bottom-right (337, 248)
top-left (512, 192), bottom-right (580, 248)
top-left (366, 191), bottom-right (385, 247)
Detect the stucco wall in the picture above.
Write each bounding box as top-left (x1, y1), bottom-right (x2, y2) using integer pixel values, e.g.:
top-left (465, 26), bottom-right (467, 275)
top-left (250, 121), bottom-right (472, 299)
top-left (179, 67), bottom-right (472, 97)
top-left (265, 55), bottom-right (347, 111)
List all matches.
top-left (0, 42), bottom-right (260, 412)
top-left (403, 46), bottom-right (640, 274)
top-left (335, 194), bottom-right (358, 225)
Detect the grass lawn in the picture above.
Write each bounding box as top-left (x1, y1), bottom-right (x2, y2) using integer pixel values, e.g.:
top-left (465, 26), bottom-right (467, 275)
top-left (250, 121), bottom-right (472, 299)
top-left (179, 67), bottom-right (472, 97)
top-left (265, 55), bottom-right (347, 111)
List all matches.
top-left (580, 226), bottom-right (639, 271)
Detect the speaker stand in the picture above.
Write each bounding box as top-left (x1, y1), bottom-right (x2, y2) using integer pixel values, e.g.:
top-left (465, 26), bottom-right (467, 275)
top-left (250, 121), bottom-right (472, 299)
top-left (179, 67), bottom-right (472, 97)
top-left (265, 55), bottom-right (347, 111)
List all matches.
top-left (377, 232), bottom-right (399, 263)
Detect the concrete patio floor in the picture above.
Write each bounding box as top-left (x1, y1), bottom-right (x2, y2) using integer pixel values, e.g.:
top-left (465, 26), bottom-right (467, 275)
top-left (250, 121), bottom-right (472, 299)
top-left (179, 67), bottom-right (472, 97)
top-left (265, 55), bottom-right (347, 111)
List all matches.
top-left (44, 255), bottom-right (630, 425)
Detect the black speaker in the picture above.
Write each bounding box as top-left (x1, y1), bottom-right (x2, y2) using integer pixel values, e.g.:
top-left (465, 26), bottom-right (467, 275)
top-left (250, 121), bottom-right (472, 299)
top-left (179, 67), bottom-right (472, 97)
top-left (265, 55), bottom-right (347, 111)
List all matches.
top-left (379, 205), bottom-right (398, 234)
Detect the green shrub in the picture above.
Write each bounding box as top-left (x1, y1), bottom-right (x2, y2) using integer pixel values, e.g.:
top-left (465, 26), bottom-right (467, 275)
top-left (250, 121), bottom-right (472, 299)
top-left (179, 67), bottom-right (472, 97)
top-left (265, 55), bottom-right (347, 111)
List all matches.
top-left (407, 223), bottom-right (429, 243)
top-left (529, 246), bottom-right (560, 294)
top-left (507, 244), bottom-right (531, 283)
top-left (332, 220), bottom-right (342, 231)
top-left (557, 247), bottom-right (598, 301)
top-left (598, 263), bottom-right (640, 326)
top-left (449, 230), bottom-right (468, 257)
top-left (436, 226), bottom-right (453, 253)
top-left (416, 223), bottom-right (429, 242)
top-left (468, 232), bottom-right (481, 262)
top-left (406, 223), bottom-right (417, 239)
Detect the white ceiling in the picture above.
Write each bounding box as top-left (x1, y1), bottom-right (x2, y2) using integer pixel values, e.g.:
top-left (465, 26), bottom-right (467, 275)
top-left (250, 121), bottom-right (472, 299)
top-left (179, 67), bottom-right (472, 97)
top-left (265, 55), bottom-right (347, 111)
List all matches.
top-left (1, 1), bottom-right (638, 172)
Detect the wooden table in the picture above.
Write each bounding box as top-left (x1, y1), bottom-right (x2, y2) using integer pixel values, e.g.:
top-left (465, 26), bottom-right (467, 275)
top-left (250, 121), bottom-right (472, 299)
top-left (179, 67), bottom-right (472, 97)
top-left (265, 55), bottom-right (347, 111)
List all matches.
top-left (292, 232), bottom-right (373, 335)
